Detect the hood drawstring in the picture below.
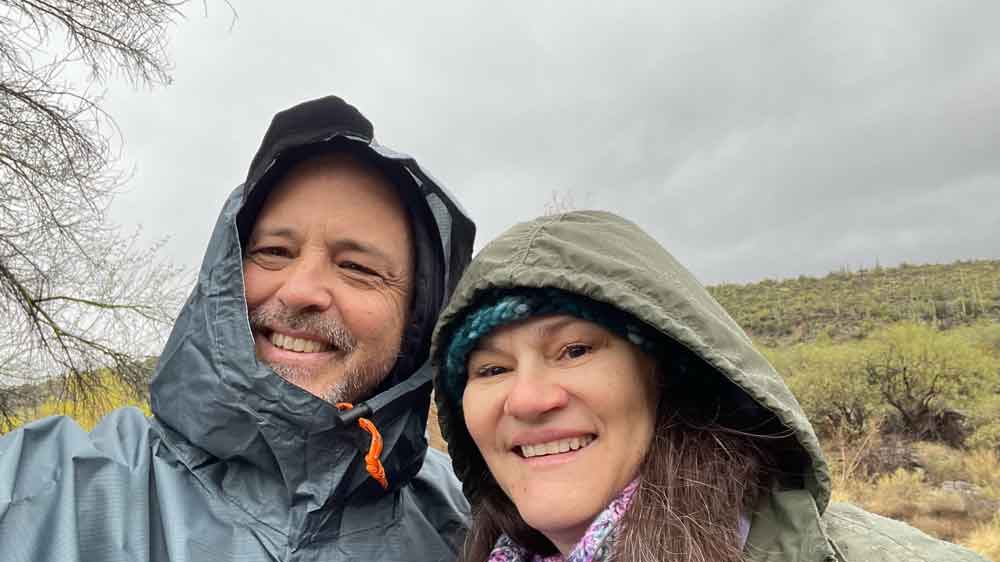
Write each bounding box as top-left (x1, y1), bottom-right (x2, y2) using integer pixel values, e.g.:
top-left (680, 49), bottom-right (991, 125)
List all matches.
top-left (335, 402), bottom-right (389, 490)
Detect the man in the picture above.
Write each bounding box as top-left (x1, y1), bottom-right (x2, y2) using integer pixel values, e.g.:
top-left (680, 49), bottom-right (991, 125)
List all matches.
top-left (0, 96), bottom-right (475, 561)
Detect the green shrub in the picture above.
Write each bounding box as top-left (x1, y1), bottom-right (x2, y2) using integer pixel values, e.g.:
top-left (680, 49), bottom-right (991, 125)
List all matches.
top-left (766, 341), bottom-right (881, 436)
top-left (860, 323), bottom-right (997, 442)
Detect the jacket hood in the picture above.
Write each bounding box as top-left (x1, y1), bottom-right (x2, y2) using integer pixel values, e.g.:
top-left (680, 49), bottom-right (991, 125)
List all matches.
top-left (149, 96), bottom-right (474, 532)
top-left (431, 211), bottom-right (830, 513)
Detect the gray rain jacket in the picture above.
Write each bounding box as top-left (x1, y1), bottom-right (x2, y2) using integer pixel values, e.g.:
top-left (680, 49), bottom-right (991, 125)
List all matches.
top-left (0, 97), bottom-right (474, 562)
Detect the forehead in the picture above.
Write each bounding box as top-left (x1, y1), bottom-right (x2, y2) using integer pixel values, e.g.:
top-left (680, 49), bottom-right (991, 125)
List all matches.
top-left (253, 153), bottom-right (411, 237)
top-left (476, 315), bottom-right (603, 348)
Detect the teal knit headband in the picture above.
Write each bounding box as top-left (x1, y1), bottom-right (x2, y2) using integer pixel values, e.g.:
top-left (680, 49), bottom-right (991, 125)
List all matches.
top-left (439, 288), bottom-right (659, 406)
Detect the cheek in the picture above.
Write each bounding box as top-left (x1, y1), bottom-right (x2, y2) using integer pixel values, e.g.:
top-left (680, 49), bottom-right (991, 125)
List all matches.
top-left (339, 292), bottom-right (406, 336)
top-left (243, 265), bottom-right (276, 308)
top-left (462, 384), bottom-right (502, 454)
top-left (606, 366), bottom-right (658, 452)
top-left (634, 407), bottom-right (657, 456)
top-left (629, 394), bottom-right (658, 465)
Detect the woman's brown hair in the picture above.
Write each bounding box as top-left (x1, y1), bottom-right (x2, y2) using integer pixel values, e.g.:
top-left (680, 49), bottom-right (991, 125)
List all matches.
top-left (455, 336), bottom-right (785, 562)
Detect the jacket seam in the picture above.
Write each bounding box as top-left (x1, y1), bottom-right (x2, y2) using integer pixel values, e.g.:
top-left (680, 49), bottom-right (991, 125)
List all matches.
top-left (510, 213), bottom-right (566, 279)
top-left (826, 509), bottom-right (932, 562)
top-left (827, 536), bottom-right (849, 562)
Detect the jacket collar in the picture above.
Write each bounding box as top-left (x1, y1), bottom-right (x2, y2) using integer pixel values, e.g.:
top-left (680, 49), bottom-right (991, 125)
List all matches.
top-left (746, 489), bottom-right (839, 562)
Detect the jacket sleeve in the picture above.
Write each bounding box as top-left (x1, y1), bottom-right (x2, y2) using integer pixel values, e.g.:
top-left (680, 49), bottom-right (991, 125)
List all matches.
top-left (822, 502), bottom-right (990, 562)
top-left (0, 408), bottom-right (154, 562)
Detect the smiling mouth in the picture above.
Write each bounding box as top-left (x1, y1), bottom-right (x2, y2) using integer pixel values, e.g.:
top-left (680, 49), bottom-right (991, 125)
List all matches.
top-left (267, 331), bottom-right (334, 354)
top-left (518, 435), bottom-right (596, 459)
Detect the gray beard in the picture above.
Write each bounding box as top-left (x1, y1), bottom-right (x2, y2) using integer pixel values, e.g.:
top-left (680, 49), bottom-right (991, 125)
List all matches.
top-left (266, 360), bottom-right (383, 404)
top-left (249, 302), bottom-right (399, 404)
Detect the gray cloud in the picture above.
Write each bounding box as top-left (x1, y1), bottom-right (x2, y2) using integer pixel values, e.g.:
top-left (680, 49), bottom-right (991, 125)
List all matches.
top-left (105, 0), bottom-right (1000, 286)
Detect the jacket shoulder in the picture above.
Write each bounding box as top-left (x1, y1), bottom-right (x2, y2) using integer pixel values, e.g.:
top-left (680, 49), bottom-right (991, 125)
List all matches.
top-left (412, 448), bottom-right (471, 511)
top-left (0, 408), bottom-right (154, 504)
top-left (822, 502), bottom-right (989, 562)
top-left (403, 448), bottom-right (470, 549)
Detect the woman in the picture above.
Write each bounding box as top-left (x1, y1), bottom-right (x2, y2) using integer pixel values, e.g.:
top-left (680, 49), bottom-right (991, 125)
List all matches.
top-left (430, 211), bottom-right (987, 562)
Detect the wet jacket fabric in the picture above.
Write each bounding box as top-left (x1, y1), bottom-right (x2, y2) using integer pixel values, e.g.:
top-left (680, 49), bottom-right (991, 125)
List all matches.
top-left (430, 211), bottom-right (987, 562)
top-left (0, 96), bottom-right (474, 562)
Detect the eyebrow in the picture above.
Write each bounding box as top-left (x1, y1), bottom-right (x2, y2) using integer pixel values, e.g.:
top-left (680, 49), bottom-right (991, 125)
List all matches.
top-left (470, 340), bottom-right (504, 356)
top-left (251, 226), bottom-right (400, 272)
top-left (250, 226), bottom-right (297, 243)
top-left (534, 316), bottom-right (584, 341)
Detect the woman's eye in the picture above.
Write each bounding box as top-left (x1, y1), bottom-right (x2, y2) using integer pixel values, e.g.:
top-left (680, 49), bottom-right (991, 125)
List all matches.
top-left (560, 343), bottom-right (592, 360)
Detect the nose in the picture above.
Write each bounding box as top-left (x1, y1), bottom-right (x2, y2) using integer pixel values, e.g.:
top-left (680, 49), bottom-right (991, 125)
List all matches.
top-left (503, 368), bottom-right (569, 420)
top-left (274, 254), bottom-right (335, 313)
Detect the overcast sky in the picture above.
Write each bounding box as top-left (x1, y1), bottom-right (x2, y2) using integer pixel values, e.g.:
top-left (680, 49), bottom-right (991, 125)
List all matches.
top-left (104, 1), bottom-right (1000, 285)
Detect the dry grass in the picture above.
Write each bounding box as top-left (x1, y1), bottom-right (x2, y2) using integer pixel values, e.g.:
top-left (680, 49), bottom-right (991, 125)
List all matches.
top-left (909, 515), bottom-right (981, 547)
top-left (867, 470), bottom-right (959, 516)
top-left (825, 420), bottom-right (884, 503)
top-left (914, 441), bottom-right (969, 483)
top-left (963, 512), bottom-right (1000, 561)
top-left (428, 400), bottom-right (448, 452)
top-left (823, 431), bottom-right (999, 557)
top-left (963, 448), bottom-right (1000, 502)
top-left (860, 469), bottom-right (985, 542)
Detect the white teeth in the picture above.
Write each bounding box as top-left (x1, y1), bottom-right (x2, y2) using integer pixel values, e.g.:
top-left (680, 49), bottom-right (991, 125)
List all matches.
top-left (519, 435), bottom-right (594, 458)
top-left (269, 333), bottom-right (330, 353)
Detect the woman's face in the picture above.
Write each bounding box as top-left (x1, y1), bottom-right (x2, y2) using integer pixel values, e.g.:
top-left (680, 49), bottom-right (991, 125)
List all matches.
top-left (462, 314), bottom-right (660, 554)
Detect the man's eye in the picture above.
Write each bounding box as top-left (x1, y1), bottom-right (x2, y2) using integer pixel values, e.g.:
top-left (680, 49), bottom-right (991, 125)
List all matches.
top-left (258, 247), bottom-right (291, 257)
top-left (472, 365), bottom-right (509, 378)
top-left (340, 261), bottom-right (378, 276)
top-left (248, 247), bottom-right (293, 270)
top-left (559, 343), bottom-right (592, 360)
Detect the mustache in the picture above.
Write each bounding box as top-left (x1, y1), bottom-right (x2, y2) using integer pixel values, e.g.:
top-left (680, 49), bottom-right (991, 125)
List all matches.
top-left (248, 303), bottom-right (357, 352)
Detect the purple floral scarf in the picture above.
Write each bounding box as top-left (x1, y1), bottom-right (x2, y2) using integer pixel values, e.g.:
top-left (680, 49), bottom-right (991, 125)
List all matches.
top-left (484, 480), bottom-right (752, 562)
top-left (485, 479), bottom-right (639, 562)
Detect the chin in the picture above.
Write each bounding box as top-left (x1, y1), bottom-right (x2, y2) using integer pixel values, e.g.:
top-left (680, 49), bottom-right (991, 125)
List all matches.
top-left (267, 361), bottom-right (336, 395)
top-left (519, 508), bottom-right (593, 551)
top-left (513, 490), bottom-right (600, 539)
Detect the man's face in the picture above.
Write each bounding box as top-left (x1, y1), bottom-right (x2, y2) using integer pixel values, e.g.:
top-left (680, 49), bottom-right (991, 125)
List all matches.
top-left (243, 155), bottom-right (414, 402)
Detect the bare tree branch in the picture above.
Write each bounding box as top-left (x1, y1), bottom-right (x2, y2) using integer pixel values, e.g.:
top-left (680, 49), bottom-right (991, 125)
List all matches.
top-left (0, 0), bottom-right (216, 429)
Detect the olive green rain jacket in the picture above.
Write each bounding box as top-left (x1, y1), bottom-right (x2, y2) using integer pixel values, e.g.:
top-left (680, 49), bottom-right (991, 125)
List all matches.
top-left (0, 97), bottom-right (474, 561)
top-left (430, 211), bottom-right (988, 562)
